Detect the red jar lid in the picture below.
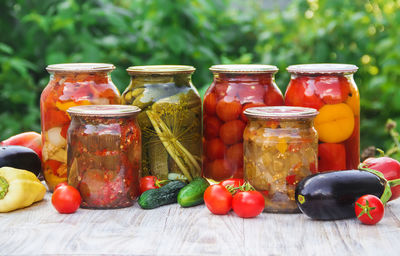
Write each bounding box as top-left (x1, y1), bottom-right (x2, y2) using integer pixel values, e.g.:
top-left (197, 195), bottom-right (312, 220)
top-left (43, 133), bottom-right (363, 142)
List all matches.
top-left (46, 63), bottom-right (115, 72)
top-left (67, 105), bottom-right (141, 117)
top-left (210, 64), bottom-right (278, 73)
top-left (287, 63), bottom-right (358, 74)
top-left (244, 106), bottom-right (318, 120)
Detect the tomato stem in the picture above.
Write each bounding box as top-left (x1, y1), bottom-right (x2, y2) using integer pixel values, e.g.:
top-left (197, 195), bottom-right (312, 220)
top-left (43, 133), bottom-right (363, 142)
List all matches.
top-left (356, 200), bottom-right (376, 220)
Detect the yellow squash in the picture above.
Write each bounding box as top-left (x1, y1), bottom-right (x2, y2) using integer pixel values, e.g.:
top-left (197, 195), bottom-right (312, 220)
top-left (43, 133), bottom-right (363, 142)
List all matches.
top-left (0, 167), bottom-right (46, 212)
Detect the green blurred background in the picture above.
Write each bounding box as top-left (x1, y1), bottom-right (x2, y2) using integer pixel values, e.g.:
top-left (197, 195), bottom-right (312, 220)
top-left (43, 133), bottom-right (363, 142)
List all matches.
top-left (1, 0), bottom-right (399, 154)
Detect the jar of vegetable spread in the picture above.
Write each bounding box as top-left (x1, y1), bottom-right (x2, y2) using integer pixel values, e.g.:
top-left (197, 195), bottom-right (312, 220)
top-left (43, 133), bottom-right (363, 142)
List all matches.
top-left (121, 65), bottom-right (201, 182)
top-left (67, 105), bottom-right (141, 209)
top-left (40, 63), bottom-right (120, 191)
top-left (203, 64), bottom-right (284, 181)
top-left (243, 106), bottom-right (318, 213)
top-left (285, 64), bottom-right (359, 172)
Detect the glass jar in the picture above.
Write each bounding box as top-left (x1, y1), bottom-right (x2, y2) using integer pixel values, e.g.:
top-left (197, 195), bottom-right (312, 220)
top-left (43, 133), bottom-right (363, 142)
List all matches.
top-left (67, 105), bottom-right (141, 209)
top-left (243, 106), bottom-right (318, 213)
top-left (40, 63), bottom-right (120, 191)
top-left (285, 64), bottom-right (359, 171)
top-left (203, 64), bottom-right (284, 181)
top-left (121, 65), bottom-right (201, 182)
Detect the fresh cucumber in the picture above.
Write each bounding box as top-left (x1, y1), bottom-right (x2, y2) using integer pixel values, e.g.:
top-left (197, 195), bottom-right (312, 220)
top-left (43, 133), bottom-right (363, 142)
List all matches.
top-left (177, 177), bottom-right (209, 207)
top-left (138, 180), bottom-right (186, 209)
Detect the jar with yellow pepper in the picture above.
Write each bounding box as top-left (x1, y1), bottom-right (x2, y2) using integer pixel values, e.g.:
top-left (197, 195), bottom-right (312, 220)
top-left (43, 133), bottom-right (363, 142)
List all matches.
top-left (40, 63), bottom-right (120, 191)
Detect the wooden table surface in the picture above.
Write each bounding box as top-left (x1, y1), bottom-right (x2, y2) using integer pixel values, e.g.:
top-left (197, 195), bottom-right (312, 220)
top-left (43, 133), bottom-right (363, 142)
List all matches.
top-left (1, 192), bottom-right (400, 256)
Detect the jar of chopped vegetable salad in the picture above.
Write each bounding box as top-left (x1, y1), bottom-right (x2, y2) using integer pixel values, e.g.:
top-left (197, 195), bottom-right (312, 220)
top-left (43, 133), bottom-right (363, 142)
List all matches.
top-left (121, 65), bottom-right (202, 182)
top-left (67, 105), bottom-right (141, 209)
top-left (243, 106), bottom-right (318, 213)
top-left (40, 63), bottom-right (120, 191)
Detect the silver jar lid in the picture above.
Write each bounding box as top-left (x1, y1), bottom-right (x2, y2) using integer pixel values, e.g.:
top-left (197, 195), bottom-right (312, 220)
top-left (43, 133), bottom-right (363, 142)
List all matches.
top-left (127, 65), bottom-right (195, 75)
top-left (209, 64), bottom-right (278, 73)
top-left (46, 63), bottom-right (115, 72)
top-left (67, 105), bottom-right (141, 117)
top-left (244, 106), bottom-right (318, 120)
top-left (287, 63), bottom-right (358, 74)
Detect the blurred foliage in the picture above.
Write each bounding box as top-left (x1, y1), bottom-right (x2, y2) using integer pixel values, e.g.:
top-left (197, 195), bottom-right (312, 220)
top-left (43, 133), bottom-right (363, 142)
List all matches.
top-left (0, 0), bottom-right (399, 155)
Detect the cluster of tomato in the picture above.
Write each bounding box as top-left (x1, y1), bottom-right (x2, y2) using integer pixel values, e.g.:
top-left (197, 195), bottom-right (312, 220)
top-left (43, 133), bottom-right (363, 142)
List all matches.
top-left (203, 178), bottom-right (265, 218)
top-left (203, 73), bottom-right (284, 181)
top-left (285, 75), bottom-right (360, 171)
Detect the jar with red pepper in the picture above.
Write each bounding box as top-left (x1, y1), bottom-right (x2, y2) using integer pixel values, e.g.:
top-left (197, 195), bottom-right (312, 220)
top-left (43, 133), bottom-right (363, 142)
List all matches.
top-left (40, 63), bottom-right (120, 191)
top-left (285, 64), bottom-right (359, 171)
top-left (203, 64), bottom-right (284, 181)
top-left (67, 105), bottom-right (141, 209)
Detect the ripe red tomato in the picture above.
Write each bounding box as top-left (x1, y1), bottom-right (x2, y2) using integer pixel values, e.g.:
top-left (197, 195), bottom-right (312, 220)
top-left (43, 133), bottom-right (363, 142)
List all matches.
top-left (203, 92), bottom-right (217, 115)
top-left (232, 191), bottom-right (265, 218)
top-left (215, 98), bottom-right (242, 122)
top-left (318, 143), bottom-right (346, 172)
top-left (314, 76), bottom-right (350, 104)
top-left (139, 176), bottom-right (164, 195)
top-left (219, 120), bottom-right (245, 145)
top-left (362, 157), bottom-right (400, 201)
top-left (204, 116), bottom-right (222, 139)
top-left (264, 87), bottom-right (284, 106)
top-left (205, 159), bottom-right (233, 181)
top-left (285, 76), bottom-right (324, 110)
top-left (55, 182), bottom-right (68, 191)
top-left (51, 185), bottom-right (82, 214)
top-left (220, 178), bottom-right (245, 188)
top-left (1, 131), bottom-right (42, 160)
top-left (205, 138), bottom-right (226, 161)
top-left (204, 184), bottom-right (233, 215)
top-left (226, 143), bottom-right (243, 167)
top-left (355, 195), bottom-right (384, 225)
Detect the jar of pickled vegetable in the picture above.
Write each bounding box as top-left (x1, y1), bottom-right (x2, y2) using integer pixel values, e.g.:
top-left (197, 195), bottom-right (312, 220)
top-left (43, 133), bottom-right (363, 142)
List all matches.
top-left (203, 64), bottom-right (284, 181)
top-left (285, 64), bottom-right (359, 172)
top-left (67, 105), bottom-right (141, 209)
top-left (40, 63), bottom-right (120, 191)
top-left (121, 65), bottom-right (201, 182)
top-left (243, 106), bottom-right (318, 213)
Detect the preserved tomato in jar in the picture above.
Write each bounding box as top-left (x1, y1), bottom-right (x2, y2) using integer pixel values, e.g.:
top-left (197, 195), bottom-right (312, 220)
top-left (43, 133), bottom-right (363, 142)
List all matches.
top-left (121, 65), bottom-right (201, 182)
top-left (203, 65), bottom-right (284, 181)
top-left (243, 106), bottom-right (318, 213)
top-left (67, 105), bottom-right (141, 209)
top-left (285, 64), bottom-right (359, 172)
top-left (40, 63), bottom-right (120, 191)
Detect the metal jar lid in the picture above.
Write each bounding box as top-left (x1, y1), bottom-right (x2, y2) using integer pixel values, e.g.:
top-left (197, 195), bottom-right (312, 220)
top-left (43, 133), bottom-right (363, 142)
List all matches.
top-left (244, 106), bottom-right (318, 120)
top-left (126, 65), bottom-right (195, 75)
top-left (46, 63), bottom-right (115, 72)
top-left (67, 105), bottom-right (141, 117)
top-left (209, 64), bottom-right (278, 73)
top-left (287, 63), bottom-right (358, 74)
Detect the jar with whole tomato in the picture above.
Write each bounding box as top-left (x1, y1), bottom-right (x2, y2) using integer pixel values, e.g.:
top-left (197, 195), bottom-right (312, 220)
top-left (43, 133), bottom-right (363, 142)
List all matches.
top-left (121, 65), bottom-right (202, 182)
top-left (67, 105), bottom-right (141, 209)
top-left (203, 64), bottom-right (284, 181)
top-left (40, 63), bottom-right (121, 191)
top-left (285, 64), bottom-right (359, 172)
top-left (243, 106), bottom-right (318, 213)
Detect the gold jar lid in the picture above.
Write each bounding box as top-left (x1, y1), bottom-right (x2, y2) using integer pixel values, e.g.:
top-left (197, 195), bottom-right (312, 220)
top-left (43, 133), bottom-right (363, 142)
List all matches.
top-left (46, 63), bottom-right (115, 72)
top-left (126, 65), bottom-right (195, 75)
top-left (244, 106), bottom-right (318, 120)
top-left (67, 105), bottom-right (141, 117)
top-left (287, 63), bottom-right (358, 74)
top-left (209, 64), bottom-right (278, 73)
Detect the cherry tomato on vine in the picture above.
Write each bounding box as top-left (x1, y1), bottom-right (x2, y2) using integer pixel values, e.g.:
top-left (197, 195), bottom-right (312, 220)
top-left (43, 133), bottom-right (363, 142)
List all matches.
top-left (51, 185), bottom-right (81, 214)
top-left (139, 176), bottom-right (167, 195)
top-left (232, 190), bottom-right (265, 218)
top-left (354, 195), bottom-right (384, 225)
top-left (204, 184), bottom-right (233, 215)
top-left (220, 178), bottom-right (245, 189)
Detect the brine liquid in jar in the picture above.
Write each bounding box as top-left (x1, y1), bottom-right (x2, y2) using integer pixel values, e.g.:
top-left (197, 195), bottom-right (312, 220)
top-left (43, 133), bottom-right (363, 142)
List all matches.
top-left (243, 106), bottom-right (318, 213)
top-left (40, 63), bottom-right (120, 191)
top-left (67, 105), bottom-right (141, 209)
top-left (203, 64), bottom-right (284, 182)
top-left (285, 64), bottom-right (359, 172)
